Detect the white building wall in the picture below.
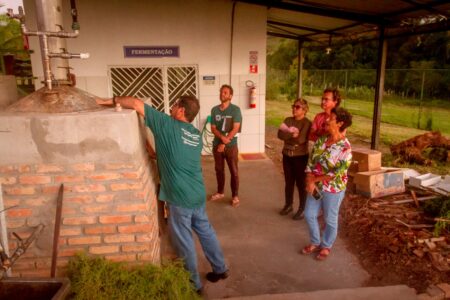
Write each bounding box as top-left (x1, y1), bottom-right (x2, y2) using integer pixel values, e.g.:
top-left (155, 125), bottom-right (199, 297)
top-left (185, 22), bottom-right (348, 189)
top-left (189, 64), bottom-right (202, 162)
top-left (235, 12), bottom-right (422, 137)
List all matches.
top-left (23, 0), bottom-right (267, 153)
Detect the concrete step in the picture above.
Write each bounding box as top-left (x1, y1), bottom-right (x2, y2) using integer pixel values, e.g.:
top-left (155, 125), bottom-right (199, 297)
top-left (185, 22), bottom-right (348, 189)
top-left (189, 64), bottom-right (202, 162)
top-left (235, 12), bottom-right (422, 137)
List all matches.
top-left (219, 285), bottom-right (418, 300)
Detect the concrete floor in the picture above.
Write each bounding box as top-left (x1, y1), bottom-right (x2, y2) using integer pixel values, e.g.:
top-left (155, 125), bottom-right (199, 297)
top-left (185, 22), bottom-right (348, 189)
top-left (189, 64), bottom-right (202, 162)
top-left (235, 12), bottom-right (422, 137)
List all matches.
top-left (197, 156), bottom-right (371, 299)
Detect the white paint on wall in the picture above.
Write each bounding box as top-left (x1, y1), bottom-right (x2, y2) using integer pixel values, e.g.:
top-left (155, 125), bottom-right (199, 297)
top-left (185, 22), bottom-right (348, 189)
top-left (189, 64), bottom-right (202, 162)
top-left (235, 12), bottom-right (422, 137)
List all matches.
top-left (22, 0), bottom-right (267, 153)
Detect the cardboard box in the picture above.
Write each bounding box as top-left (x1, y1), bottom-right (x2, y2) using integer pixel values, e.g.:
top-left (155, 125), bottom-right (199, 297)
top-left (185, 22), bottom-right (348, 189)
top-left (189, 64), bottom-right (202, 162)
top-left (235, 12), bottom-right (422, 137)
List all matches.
top-left (352, 148), bottom-right (382, 172)
top-left (354, 169), bottom-right (405, 198)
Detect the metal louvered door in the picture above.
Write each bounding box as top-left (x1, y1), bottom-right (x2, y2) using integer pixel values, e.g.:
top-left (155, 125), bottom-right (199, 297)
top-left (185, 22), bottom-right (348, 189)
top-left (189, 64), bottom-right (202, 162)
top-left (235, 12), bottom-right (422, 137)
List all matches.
top-left (109, 65), bottom-right (198, 117)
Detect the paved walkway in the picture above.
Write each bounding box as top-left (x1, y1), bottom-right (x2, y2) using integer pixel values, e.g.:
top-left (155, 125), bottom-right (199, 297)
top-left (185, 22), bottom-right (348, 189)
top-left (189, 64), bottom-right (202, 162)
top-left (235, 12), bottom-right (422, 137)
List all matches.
top-left (197, 156), bottom-right (372, 299)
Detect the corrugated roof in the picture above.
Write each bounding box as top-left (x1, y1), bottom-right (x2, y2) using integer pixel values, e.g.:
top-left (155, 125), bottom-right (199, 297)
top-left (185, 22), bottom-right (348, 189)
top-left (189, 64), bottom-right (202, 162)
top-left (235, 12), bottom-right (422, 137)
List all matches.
top-left (237, 0), bottom-right (450, 44)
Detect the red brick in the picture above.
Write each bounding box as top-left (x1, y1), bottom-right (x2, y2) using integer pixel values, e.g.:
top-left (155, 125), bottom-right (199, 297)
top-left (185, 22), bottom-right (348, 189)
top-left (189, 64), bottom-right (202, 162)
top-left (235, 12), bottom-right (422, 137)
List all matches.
top-left (65, 195), bottom-right (94, 204)
top-left (60, 228), bottom-right (82, 236)
top-left (36, 164), bottom-right (64, 173)
top-left (55, 175), bottom-right (84, 183)
top-left (104, 234), bottom-right (135, 243)
top-left (0, 166), bottom-right (15, 173)
top-left (68, 236), bottom-right (101, 245)
top-left (42, 185), bottom-right (61, 194)
top-left (72, 184), bottom-right (106, 193)
top-left (11, 260), bottom-right (37, 270)
top-left (116, 203), bottom-right (147, 213)
top-left (121, 171), bottom-right (141, 179)
top-left (58, 247), bottom-right (85, 257)
top-left (122, 244), bottom-right (150, 252)
top-left (6, 219), bottom-right (25, 229)
top-left (62, 207), bottom-right (78, 215)
top-left (63, 216), bottom-right (96, 225)
top-left (4, 198), bottom-right (21, 207)
top-left (103, 163), bottom-right (135, 170)
top-left (4, 186), bottom-right (35, 195)
top-left (24, 197), bottom-right (49, 206)
top-left (111, 183), bottom-right (142, 191)
top-left (7, 208), bottom-right (33, 218)
top-left (85, 225), bottom-right (116, 235)
top-left (0, 176), bottom-right (17, 185)
top-left (118, 224), bottom-right (152, 234)
top-left (99, 215), bottom-right (132, 224)
top-left (59, 237), bottom-right (66, 246)
top-left (19, 269), bottom-right (50, 277)
top-left (136, 234), bottom-right (153, 242)
top-left (71, 163), bottom-right (95, 172)
top-left (57, 259), bottom-right (70, 268)
top-left (137, 252), bottom-right (156, 262)
top-left (105, 254), bottom-right (137, 262)
top-left (18, 165), bottom-right (31, 173)
top-left (19, 175), bottom-right (51, 185)
top-left (96, 194), bottom-right (115, 203)
top-left (88, 173), bottom-right (120, 181)
top-left (89, 245), bottom-right (119, 254)
top-left (82, 204), bottom-right (110, 213)
top-left (135, 215), bottom-right (150, 223)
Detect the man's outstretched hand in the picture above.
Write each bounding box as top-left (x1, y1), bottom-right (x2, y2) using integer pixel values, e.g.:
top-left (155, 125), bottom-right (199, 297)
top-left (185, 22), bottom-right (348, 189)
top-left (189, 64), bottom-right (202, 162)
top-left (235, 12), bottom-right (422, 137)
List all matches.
top-left (95, 97), bottom-right (113, 106)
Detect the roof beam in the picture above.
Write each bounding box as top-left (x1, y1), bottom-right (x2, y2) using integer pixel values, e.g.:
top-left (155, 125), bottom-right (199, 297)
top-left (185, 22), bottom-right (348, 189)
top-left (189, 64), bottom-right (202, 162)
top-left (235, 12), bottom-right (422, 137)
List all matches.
top-left (237, 0), bottom-right (384, 24)
top-left (267, 20), bottom-right (345, 35)
top-left (267, 31), bottom-right (313, 41)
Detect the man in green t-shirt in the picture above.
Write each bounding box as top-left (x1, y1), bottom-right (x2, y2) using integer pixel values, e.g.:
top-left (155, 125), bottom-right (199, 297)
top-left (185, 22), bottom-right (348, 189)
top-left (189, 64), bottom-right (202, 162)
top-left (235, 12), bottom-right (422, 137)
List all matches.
top-left (96, 95), bottom-right (228, 293)
top-left (210, 85), bottom-right (242, 207)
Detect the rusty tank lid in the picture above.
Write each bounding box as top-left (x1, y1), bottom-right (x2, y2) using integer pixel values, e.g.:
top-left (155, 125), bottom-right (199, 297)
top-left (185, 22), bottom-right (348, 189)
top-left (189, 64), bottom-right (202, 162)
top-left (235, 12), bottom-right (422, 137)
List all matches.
top-left (5, 85), bottom-right (102, 113)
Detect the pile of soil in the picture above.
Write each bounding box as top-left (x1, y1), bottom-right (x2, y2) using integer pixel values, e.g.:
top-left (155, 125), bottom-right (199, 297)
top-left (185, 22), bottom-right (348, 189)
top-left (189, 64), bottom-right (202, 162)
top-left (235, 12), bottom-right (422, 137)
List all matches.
top-left (264, 124), bottom-right (449, 293)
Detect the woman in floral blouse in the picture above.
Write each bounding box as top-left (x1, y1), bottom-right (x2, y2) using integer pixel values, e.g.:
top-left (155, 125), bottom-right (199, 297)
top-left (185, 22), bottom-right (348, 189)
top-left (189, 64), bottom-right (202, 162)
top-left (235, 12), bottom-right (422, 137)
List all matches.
top-left (301, 107), bottom-right (353, 260)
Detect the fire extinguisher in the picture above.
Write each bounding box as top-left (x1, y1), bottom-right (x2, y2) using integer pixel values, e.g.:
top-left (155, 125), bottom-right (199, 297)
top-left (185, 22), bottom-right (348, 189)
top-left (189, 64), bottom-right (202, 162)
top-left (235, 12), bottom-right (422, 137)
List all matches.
top-left (246, 80), bottom-right (257, 109)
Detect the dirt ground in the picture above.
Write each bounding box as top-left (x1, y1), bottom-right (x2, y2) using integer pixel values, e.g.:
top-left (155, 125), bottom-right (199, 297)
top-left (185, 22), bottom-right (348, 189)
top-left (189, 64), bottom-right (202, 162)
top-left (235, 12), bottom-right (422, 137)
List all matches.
top-left (264, 125), bottom-right (449, 293)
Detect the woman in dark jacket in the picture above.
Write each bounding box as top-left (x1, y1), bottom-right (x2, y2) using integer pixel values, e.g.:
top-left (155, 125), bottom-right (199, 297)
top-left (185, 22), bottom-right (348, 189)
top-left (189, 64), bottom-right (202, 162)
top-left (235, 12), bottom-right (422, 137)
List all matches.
top-left (277, 99), bottom-right (312, 220)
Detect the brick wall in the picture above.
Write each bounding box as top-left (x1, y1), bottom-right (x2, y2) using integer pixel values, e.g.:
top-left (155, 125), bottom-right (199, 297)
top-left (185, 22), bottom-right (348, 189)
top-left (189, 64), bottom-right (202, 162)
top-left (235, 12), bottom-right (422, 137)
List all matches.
top-left (0, 158), bottom-right (160, 277)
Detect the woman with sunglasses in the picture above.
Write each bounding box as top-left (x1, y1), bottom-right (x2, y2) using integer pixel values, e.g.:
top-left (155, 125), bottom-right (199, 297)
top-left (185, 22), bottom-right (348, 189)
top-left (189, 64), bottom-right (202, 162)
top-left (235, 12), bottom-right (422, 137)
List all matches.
top-left (277, 99), bottom-right (311, 220)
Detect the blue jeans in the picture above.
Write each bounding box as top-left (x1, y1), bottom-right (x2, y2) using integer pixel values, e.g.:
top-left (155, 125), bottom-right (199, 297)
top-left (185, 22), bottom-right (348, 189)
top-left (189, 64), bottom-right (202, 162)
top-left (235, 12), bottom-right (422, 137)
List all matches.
top-left (304, 190), bottom-right (345, 249)
top-left (168, 203), bottom-right (227, 290)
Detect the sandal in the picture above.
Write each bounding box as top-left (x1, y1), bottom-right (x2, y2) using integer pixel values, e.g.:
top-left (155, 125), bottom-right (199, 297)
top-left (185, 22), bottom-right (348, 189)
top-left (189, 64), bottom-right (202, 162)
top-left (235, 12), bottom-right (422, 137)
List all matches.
top-left (210, 193), bottom-right (224, 201)
top-left (231, 196), bottom-right (240, 208)
top-left (301, 244), bottom-right (320, 255)
top-left (316, 247), bottom-right (331, 261)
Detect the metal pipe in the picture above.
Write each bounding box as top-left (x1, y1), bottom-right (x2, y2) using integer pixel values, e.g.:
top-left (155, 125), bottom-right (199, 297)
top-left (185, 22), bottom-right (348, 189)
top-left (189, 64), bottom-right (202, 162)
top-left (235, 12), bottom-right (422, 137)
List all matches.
top-left (48, 52), bottom-right (89, 59)
top-left (42, 35), bottom-right (53, 90)
top-left (229, 1), bottom-right (236, 84)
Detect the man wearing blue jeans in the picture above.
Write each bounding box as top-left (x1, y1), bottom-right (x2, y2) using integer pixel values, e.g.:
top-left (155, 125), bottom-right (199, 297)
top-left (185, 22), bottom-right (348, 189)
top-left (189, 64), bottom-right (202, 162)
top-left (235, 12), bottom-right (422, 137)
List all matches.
top-left (96, 95), bottom-right (228, 292)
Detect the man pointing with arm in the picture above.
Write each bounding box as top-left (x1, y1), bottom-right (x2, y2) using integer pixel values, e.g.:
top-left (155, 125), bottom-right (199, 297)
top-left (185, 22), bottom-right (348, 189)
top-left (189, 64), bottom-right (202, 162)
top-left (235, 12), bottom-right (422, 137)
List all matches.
top-left (96, 95), bottom-right (229, 293)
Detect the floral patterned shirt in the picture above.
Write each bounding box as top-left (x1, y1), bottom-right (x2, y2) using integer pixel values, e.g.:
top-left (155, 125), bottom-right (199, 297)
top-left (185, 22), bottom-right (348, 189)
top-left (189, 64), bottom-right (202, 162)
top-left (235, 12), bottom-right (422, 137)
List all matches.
top-left (306, 135), bottom-right (352, 193)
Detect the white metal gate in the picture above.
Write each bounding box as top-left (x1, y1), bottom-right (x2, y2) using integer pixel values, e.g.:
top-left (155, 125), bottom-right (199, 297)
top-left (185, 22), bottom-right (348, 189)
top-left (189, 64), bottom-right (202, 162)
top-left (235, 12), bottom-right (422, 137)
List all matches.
top-left (109, 65), bottom-right (198, 114)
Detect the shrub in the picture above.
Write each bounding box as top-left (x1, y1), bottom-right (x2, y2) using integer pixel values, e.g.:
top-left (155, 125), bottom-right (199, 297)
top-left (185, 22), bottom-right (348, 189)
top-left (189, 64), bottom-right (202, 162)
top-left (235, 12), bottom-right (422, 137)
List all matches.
top-left (67, 253), bottom-right (199, 300)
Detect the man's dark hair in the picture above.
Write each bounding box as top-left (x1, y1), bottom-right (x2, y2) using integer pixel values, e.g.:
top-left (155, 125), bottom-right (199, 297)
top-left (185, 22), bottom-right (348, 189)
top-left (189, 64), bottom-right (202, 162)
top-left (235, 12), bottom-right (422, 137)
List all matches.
top-left (324, 87), bottom-right (341, 107)
top-left (332, 107), bottom-right (352, 132)
top-left (178, 95), bottom-right (200, 122)
top-left (220, 84), bottom-right (234, 95)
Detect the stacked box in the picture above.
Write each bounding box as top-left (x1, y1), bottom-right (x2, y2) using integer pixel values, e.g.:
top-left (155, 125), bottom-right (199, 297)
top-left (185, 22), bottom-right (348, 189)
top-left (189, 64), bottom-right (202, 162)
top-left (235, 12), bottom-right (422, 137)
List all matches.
top-left (354, 169), bottom-right (405, 198)
top-left (352, 148), bottom-right (382, 172)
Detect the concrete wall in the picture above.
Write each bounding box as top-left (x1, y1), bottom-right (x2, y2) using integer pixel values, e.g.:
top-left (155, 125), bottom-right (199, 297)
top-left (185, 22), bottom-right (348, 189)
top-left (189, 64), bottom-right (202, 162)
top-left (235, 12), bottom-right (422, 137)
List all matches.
top-left (0, 75), bottom-right (18, 109)
top-left (23, 0), bottom-right (267, 153)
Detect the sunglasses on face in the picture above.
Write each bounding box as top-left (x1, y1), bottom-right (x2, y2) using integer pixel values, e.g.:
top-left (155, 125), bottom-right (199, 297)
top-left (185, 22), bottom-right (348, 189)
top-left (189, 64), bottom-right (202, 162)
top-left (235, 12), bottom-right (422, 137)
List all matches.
top-left (291, 105), bottom-right (302, 110)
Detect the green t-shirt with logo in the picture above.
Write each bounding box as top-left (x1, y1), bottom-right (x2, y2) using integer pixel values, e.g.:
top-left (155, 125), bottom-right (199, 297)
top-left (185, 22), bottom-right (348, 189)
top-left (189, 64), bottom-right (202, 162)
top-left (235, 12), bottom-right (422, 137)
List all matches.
top-left (211, 103), bottom-right (242, 147)
top-left (144, 104), bottom-right (205, 209)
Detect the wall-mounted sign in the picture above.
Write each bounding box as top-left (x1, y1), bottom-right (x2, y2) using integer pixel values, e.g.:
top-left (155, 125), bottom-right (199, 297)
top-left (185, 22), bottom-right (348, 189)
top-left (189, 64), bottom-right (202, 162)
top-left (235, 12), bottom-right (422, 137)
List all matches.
top-left (124, 46), bottom-right (179, 58)
top-left (202, 75), bottom-right (215, 85)
top-left (249, 50), bottom-right (258, 74)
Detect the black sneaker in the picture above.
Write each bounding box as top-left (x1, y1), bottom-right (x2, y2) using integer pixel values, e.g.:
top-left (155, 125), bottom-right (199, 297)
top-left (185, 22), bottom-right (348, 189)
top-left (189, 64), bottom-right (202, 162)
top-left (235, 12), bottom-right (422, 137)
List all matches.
top-left (292, 210), bottom-right (304, 220)
top-left (279, 205), bottom-right (293, 215)
top-left (206, 270), bottom-right (229, 282)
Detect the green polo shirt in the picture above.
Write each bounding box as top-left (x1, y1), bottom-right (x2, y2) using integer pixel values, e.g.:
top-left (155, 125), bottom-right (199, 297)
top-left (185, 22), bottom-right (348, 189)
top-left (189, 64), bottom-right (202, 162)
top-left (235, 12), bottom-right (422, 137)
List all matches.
top-left (144, 104), bottom-right (205, 209)
top-left (211, 103), bottom-right (242, 147)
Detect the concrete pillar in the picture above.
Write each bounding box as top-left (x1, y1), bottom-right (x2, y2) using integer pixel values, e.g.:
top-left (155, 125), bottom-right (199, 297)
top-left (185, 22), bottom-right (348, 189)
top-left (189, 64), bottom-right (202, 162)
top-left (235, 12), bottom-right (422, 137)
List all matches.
top-left (0, 75), bottom-right (18, 109)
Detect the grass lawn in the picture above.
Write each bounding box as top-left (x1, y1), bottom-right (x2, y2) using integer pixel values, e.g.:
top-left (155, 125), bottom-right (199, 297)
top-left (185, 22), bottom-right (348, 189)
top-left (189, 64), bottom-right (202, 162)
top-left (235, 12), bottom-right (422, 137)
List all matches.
top-left (305, 96), bottom-right (450, 136)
